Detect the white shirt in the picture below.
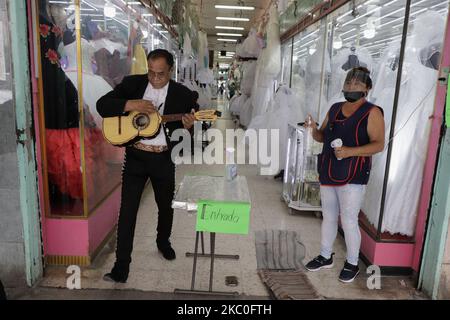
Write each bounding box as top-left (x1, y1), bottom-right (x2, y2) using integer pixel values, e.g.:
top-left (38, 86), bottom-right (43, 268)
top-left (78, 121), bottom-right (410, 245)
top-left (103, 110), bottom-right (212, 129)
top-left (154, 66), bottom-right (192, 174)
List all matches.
top-left (140, 82), bottom-right (169, 146)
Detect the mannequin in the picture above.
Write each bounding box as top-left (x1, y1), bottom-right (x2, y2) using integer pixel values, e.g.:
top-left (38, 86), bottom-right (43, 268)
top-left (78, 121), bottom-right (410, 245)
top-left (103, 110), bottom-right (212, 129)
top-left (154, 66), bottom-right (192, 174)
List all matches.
top-left (39, 0), bottom-right (82, 203)
top-left (341, 46), bottom-right (368, 71)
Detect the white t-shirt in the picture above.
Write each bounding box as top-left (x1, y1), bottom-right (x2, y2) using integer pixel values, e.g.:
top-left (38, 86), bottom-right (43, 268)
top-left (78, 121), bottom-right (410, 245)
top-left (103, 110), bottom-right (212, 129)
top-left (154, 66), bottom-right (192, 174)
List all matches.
top-left (140, 82), bottom-right (169, 146)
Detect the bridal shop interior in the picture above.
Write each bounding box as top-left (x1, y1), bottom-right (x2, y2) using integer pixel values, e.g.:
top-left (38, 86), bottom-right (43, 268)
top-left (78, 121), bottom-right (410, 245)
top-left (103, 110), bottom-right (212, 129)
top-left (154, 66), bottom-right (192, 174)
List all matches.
top-left (3, 0), bottom-right (450, 299)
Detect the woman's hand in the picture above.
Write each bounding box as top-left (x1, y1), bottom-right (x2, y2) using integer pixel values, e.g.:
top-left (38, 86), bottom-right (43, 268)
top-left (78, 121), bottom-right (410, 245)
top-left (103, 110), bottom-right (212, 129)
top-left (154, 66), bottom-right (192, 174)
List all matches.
top-left (334, 146), bottom-right (355, 159)
top-left (304, 115), bottom-right (318, 130)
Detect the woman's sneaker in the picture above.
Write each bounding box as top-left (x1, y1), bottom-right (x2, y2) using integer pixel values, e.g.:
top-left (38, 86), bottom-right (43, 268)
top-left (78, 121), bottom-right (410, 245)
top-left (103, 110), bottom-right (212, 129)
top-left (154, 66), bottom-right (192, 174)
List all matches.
top-left (305, 253), bottom-right (335, 271)
top-left (338, 261), bottom-right (360, 283)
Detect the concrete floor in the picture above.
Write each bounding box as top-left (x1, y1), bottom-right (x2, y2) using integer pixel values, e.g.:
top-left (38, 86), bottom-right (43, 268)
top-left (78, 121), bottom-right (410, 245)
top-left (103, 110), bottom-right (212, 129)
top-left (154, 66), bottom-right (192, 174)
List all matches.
top-left (14, 99), bottom-right (428, 300)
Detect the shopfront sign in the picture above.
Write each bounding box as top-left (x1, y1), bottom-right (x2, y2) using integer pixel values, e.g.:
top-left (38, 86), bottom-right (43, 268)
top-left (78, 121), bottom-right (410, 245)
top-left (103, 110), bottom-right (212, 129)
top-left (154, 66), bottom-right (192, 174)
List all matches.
top-left (196, 200), bottom-right (251, 234)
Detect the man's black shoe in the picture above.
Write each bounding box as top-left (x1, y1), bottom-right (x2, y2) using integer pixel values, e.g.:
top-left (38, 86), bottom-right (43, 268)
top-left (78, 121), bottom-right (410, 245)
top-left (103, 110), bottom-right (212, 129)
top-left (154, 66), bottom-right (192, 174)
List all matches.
top-left (103, 272), bottom-right (127, 283)
top-left (157, 243), bottom-right (176, 260)
top-left (103, 262), bottom-right (129, 283)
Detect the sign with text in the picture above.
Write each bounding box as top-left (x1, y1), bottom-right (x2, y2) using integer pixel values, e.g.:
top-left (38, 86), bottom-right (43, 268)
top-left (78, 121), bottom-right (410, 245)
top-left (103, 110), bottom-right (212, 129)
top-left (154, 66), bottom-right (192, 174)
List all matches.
top-left (196, 200), bottom-right (251, 234)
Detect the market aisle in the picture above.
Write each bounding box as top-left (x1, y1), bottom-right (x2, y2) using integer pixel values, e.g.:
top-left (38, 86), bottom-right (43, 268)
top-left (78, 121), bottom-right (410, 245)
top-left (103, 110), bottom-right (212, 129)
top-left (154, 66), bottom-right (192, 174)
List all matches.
top-left (39, 98), bottom-right (422, 299)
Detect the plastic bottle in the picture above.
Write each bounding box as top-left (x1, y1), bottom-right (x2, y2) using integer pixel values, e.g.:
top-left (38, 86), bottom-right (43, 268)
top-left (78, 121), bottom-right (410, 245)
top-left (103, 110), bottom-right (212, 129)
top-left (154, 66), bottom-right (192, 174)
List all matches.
top-left (225, 148), bottom-right (237, 181)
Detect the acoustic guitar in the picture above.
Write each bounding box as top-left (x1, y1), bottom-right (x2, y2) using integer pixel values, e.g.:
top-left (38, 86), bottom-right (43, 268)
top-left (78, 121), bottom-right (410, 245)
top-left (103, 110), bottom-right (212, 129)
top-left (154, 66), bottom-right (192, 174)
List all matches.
top-left (102, 109), bottom-right (221, 146)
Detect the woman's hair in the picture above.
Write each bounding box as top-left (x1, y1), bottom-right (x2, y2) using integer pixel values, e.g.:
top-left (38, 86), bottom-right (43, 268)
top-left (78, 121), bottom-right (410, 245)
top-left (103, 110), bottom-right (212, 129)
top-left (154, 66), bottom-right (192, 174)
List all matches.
top-left (348, 67), bottom-right (373, 90)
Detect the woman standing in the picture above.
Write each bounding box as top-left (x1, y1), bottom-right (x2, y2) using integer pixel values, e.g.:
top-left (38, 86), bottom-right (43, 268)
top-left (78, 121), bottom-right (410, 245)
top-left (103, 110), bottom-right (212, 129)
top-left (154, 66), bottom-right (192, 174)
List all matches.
top-left (304, 67), bottom-right (385, 283)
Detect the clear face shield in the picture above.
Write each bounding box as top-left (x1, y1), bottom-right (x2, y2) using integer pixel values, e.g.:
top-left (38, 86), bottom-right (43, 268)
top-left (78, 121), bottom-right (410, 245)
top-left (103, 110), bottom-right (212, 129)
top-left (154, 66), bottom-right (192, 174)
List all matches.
top-left (342, 69), bottom-right (371, 102)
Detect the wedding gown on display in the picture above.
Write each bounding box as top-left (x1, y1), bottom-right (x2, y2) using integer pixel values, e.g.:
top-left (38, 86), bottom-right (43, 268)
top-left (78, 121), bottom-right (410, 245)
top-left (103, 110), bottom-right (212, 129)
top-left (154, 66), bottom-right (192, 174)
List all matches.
top-left (246, 85), bottom-right (305, 171)
top-left (240, 28), bottom-right (263, 58)
top-left (61, 37), bottom-right (113, 129)
top-left (361, 11), bottom-right (445, 236)
top-left (240, 60), bottom-right (257, 96)
top-left (250, 5), bottom-right (281, 120)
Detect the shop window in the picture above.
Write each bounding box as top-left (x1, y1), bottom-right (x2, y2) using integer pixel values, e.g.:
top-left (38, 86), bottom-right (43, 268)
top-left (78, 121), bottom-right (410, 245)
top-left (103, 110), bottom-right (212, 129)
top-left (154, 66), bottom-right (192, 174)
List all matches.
top-left (283, 0), bottom-right (449, 240)
top-left (280, 40), bottom-right (293, 86)
top-left (320, 0), bottom-right (449, 239)
top-left (36, 0), bottom-right (178, 217)
top-left (291, 20), bottom-right (328, 122)
top-left (363, 0), bottom-right (449, 239)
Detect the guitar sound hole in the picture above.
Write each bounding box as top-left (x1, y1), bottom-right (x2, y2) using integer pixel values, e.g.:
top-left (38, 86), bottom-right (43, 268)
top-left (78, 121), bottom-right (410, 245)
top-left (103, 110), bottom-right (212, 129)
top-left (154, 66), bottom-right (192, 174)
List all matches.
top-left (133, 113), bottom-right (150, 130)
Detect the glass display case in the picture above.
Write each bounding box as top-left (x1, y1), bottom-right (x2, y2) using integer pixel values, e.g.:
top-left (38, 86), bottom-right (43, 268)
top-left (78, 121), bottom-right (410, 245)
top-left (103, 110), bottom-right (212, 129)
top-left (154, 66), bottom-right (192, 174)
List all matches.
top-left (36, 0), bottom-right (179, 217)
top-left (283, 123), bottom-right (323, 213)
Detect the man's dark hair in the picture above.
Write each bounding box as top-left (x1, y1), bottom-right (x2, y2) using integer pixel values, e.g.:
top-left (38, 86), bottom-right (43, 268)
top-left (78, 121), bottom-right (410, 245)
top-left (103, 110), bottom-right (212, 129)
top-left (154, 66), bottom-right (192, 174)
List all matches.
top-left (147, 49), bottom-right (174, 68)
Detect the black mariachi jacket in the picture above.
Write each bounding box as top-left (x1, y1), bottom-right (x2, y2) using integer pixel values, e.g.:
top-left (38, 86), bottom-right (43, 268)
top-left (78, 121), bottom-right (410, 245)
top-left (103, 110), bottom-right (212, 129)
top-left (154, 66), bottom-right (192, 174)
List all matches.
top-left (96, 74), bottom-right (194, 150)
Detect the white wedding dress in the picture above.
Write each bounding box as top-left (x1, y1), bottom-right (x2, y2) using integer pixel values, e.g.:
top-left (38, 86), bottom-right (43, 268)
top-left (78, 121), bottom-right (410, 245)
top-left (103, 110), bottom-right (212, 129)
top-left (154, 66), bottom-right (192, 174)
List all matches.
top-left (61, 38), bottom-right (113, 129)
top-left (246, 85), bottom-right (305, 171)
top-left (361, 10), bottom-right (446, 236)
top-left (250, 5), bottom-right (281, 120)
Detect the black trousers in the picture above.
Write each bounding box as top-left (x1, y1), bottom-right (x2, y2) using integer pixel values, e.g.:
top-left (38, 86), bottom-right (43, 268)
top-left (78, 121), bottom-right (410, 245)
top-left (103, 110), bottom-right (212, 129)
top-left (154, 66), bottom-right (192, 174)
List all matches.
top-left (115, 146), bottom-right (175, 266)
top-left (0, 279), bottom-right (6, 300)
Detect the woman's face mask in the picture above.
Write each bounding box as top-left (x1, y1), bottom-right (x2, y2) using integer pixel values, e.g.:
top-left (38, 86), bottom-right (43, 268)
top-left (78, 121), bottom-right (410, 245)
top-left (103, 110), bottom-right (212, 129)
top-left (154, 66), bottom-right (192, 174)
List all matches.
top-left (343, 91), bottom-right (367, 102)
top-left (342, 79), bottom-right (368, 102)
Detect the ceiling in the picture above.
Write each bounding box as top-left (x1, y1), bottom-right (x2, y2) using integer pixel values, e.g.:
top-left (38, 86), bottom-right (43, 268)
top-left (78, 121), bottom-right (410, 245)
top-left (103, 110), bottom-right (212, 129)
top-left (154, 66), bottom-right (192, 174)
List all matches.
top-left (190, 0), bottom-right (271, 58)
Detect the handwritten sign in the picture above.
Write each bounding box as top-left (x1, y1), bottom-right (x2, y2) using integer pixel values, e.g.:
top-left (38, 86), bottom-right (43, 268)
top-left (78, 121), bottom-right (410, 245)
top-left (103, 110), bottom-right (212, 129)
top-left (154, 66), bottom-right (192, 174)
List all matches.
top-left (196, 200), bottom-right (251, 235)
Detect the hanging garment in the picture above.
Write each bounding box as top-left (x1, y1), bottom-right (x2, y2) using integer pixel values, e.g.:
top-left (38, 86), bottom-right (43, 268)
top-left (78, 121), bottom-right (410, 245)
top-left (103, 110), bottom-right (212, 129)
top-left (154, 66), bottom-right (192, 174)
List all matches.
top-left (239, 96), bottom-right (254, 127)
top-left (62, 38), bottom-right (113, 130)
top-left (131, 44), bottom-right (148, 75)
top-left (39, 12), bottom-right (79, 129)
top-left (246, 85), bottom-right (305, 171)
top-left (240, 28), bottom-right (263, 58)
top-left (361, 10), bottom-right (446, 236)
top-left (240, 60), bottom-right (257, 95)
top-left (250, 5), bottom-right (281, 120)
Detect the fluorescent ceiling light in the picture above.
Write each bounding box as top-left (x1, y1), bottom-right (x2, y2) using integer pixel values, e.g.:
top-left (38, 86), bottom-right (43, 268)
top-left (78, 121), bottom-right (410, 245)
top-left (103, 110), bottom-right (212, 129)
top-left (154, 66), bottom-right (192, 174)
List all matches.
top-left (383, 0), bottom-right (399, 7)
top-left (218, 38), bottom-right (238, 42)
top-left (215, 26), bottom-right (245, 30)
top-left (126, 1), bottom-right (141, 4)
top-left (216, 17), bottom-right (250, 21)
top-left (293, 29), bottom-right (319, 45)
top-left (216, 33), bottom-right (242, 37)
top-left (342, 5), bottom-right (381, 27)
top-left (215, 5), bottom-right (254, 10)
top-left (339, 28), bottom-right (356, 37)
top-left (104, 2), bottom-right (116, 18)
top-left (142, 13), bottom-right (153, 16)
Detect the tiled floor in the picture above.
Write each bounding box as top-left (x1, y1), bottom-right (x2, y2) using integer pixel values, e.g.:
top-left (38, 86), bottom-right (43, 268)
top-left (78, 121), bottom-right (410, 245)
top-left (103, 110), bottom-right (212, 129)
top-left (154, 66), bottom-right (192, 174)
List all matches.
top-left (38, 99), bottom-right (427, 300)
